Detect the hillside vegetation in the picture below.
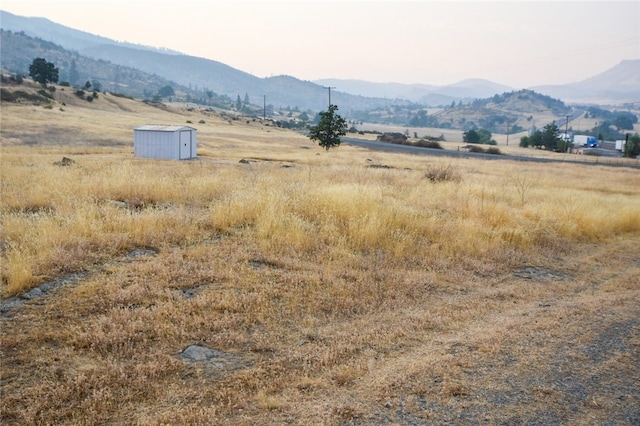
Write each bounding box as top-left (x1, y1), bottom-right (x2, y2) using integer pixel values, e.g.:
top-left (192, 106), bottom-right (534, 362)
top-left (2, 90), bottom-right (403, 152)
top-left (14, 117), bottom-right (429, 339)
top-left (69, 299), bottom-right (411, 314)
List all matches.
top-left (0, 29), bottom-right (234, 107)
top-left (1, 83), bottom-right (639, 425)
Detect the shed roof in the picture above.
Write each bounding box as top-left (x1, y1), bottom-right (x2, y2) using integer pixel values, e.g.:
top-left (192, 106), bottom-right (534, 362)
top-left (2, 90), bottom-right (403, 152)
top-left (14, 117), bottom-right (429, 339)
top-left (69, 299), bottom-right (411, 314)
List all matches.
top-left (134, 125), bottom-right (196, 132)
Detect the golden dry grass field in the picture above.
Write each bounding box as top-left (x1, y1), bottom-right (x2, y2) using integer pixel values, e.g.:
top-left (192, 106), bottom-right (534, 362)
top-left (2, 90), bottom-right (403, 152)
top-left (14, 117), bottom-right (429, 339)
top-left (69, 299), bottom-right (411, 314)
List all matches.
top-left (1, 80), bottom-right (639, 425)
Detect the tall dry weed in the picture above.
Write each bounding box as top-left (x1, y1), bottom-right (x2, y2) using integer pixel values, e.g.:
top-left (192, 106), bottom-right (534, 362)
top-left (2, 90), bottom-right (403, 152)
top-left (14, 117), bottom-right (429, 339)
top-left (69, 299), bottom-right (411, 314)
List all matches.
top-left (2, 143), bottom-right (640, 298)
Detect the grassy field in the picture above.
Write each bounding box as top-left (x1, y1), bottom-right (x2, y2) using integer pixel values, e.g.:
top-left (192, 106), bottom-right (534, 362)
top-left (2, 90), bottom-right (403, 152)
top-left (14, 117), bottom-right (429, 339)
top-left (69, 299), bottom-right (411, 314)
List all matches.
top-left (1, 81), bottom-right (639, 425)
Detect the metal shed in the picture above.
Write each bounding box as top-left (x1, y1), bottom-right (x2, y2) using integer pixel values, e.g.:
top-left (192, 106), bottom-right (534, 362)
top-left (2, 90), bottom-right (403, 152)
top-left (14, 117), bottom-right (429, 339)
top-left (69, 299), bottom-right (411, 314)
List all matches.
top-left (133, 125), bottom-right (197, 160)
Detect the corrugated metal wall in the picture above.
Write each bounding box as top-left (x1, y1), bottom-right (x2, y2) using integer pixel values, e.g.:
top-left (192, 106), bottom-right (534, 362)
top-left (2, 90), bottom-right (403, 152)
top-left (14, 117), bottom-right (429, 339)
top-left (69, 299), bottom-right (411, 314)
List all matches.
top-left (134, 128), bottom-right (197, 160)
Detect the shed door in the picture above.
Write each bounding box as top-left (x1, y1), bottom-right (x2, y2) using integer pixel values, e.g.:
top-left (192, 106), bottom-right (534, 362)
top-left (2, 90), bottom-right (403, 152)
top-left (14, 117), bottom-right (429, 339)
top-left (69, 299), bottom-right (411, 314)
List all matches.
top-left (179, 131), bottom-right (192, 159)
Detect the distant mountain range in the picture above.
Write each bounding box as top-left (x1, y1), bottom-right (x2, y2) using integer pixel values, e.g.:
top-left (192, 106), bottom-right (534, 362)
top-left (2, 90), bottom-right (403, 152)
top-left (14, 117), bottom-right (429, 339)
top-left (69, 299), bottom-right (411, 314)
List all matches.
top-left (1, 10), bottom-right (638, 111)
top-left (317, 63), bottom-right (640, 106)
top-left (313, 78), bottom-right (515, 107)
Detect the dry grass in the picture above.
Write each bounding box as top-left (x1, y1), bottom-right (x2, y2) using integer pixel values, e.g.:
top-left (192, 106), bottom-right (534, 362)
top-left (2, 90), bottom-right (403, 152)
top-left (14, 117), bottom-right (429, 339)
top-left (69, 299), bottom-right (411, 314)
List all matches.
top-left (1, 84), bottom-right (639, 425)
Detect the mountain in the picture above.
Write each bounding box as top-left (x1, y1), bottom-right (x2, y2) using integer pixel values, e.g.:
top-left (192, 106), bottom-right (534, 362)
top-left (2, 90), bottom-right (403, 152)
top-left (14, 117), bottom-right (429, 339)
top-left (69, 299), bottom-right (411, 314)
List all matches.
top-left (316, 66), bottom-right (640, 106)
top-left (1, 9), bottom-right (636, 112)
top-left (432, 89), bottom-right (571, 133)
top-left (314, 78), bottom-right (514, 106)
top-left (532, 60), bottom-right (640, 104)
top-left (0, 9), bottom-right (181, 55)
top-left (0, 29), bottom-right (205, 102)
top-left (0, 10), bottom-right (406, 113)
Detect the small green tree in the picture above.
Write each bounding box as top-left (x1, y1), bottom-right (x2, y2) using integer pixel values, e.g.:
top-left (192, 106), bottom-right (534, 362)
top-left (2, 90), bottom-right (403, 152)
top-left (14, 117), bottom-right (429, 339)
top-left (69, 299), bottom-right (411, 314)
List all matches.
top-left (477, 129), bottom-right (492, 144)
top-left (541, 121), bottom-right (562, 150)
top-left (463, 129), bottom-right (480, 144)
top-left (29, 57), bottom-right (59, 87)
top-left (624, 133), bottom-right (640, 158)
top-left (308, 104), bottom-right (347, 150)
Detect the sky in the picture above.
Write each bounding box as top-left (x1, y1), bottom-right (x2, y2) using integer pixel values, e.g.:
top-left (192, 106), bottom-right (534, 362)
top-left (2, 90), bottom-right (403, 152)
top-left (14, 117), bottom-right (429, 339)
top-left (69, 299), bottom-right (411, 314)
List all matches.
top-left (1, 0), bottom-right (639, 88)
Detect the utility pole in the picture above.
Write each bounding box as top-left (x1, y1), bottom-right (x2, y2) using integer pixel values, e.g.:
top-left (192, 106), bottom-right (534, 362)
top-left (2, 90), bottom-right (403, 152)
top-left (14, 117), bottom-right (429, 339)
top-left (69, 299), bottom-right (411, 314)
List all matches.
top-left (263, 95), bottom-right (266, 121)
top-left (506, 120), bottom-right (510, 146)
top-left (323, 86), bottom-right (335, 108)
top-left (565, 115), bottom-right (570, 152)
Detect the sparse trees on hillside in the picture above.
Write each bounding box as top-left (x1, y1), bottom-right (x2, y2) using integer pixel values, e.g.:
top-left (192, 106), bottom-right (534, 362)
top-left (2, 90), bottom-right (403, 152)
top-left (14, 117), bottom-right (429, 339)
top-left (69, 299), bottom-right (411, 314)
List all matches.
top-left (68, 60), bottom-right (79, 86)
top-left (308, 104), bottom-right (348, 150)
top-left (29, 57), bottom-right (59, 87)
top-left (158, 85), bottom-right (175, 98)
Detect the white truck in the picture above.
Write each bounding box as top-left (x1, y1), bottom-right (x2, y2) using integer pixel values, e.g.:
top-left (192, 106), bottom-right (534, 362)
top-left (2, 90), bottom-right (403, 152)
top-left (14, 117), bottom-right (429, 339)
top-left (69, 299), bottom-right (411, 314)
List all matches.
top-left (573, 135), bottom-right (598, 147)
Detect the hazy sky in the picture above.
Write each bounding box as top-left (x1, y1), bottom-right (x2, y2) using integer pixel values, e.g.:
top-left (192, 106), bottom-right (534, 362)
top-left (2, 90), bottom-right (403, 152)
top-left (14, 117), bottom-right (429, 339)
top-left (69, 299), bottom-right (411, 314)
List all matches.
top-left (2, 1), bottom-right (638, 88)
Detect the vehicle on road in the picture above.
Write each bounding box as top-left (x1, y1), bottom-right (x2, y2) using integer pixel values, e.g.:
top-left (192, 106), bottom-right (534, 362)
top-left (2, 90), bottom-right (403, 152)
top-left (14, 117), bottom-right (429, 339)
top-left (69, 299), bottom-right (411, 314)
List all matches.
top-left (574, 135), bottom-right (598, 147)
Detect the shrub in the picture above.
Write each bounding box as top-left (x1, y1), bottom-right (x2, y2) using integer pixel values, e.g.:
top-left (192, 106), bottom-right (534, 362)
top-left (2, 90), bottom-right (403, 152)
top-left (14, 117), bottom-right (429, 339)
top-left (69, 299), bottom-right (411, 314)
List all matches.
top-left (109, 92), bottom-right (133, 99)
top-left (1, 89), bottom-right (50, 104)
top-left (413, 140), bottom-right (443, 149)
top-left (37, 89), bottom-right (54, 99)
top-left (424, 164), bottom-right (461, 183)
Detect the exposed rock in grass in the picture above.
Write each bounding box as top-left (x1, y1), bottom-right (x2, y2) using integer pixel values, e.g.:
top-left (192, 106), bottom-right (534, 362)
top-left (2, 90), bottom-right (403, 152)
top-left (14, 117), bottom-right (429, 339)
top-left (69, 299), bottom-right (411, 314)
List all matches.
top-left (180, 345), bottom-right (224, 362)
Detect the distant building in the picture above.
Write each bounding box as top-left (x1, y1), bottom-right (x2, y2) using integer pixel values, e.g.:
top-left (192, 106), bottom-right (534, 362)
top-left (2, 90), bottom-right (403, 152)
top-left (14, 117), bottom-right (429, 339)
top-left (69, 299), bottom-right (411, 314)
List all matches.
top-left (133, 125), bottom-right (197, 160)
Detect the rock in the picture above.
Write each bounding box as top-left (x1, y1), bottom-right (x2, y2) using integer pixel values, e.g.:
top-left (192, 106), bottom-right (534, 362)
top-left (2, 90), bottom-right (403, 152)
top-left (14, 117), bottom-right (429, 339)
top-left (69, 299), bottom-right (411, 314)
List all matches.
top-left (239, 159), bottom-right (250, 164)
top-left (22, 287), bottom-right (42, 299)
top-left (180, 344), bottom-right (223, 362)
top-left (107, 200), bottom-right (128, 209)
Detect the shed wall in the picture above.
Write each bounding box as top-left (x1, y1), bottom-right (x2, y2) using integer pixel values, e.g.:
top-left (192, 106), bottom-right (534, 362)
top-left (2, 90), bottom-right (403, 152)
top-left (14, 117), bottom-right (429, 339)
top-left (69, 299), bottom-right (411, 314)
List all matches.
top-left (134, 128), bottom-right (197, 160)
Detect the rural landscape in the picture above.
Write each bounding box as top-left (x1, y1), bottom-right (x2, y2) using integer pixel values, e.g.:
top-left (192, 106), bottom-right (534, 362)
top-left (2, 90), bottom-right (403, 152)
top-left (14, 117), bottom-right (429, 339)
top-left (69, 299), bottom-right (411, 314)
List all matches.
top-left (1, 7), bottom-right (640, 424)
top-left (1, 66), bottom-right (640, 424)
